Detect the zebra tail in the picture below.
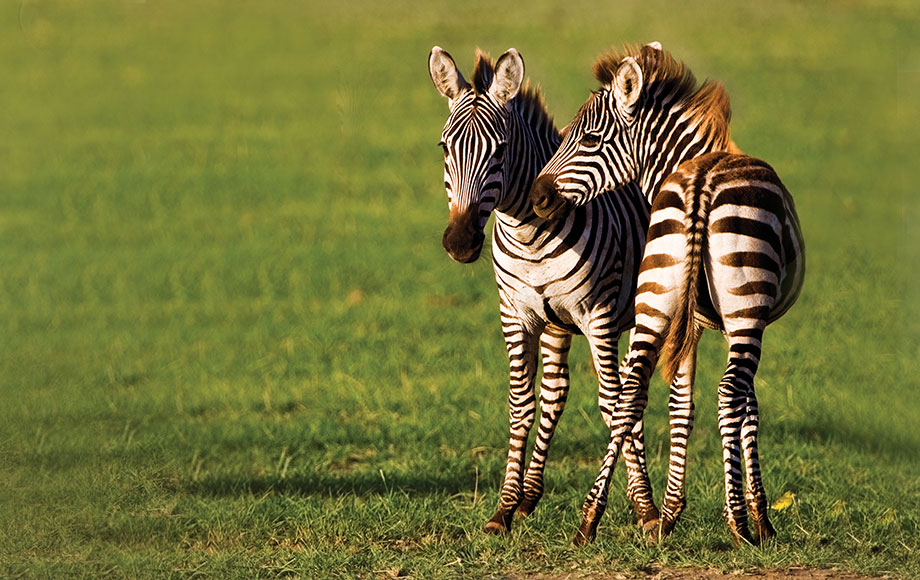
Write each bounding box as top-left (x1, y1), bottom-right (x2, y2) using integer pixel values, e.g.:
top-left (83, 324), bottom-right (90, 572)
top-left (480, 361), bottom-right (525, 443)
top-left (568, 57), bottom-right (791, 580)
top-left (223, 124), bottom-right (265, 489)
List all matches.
top-left (660, 187), bottom-right (710, 385)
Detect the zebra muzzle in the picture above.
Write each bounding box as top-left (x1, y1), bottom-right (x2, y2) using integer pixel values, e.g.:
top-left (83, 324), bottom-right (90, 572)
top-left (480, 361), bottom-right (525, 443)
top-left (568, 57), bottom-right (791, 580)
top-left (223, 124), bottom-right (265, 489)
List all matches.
top-left (442, 207), bottom-right (484, 264)
top-left (530, 174), bottom-right (570, 220)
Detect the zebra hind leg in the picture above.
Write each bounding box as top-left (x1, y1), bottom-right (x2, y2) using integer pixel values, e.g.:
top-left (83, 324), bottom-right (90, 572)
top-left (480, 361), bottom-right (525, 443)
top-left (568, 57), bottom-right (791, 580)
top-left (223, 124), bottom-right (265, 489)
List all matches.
top-left (742, 381), bottom-right (776, 543)
top-left (572, 325), bottom-right (652, 544)
top-left (651, 330), bottom-right (700, 543)
top-left (517, 329), bottom-right (572, 516)
top-left (716, 341), bottom-right (763, 546)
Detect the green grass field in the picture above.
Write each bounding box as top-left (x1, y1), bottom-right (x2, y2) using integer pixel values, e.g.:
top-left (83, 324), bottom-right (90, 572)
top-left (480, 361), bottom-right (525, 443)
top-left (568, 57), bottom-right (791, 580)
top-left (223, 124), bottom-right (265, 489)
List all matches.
top-left (2, 1), bottom-right (919, 578)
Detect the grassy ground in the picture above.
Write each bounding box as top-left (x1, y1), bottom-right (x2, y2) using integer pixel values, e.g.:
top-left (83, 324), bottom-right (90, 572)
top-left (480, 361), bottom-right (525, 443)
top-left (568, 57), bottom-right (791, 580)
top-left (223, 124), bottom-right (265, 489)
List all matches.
top-left (1, 1), bottom-right (919, 578)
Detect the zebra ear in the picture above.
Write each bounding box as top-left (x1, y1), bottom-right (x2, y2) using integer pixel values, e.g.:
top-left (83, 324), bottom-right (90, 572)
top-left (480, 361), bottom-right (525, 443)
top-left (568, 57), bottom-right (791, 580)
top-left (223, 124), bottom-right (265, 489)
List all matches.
top-left (613, 56), bottom-right (643, 115)
top-left (429, 46), bottom-right (470, 102)
top-left (489, 48), bottom-right (525, 105)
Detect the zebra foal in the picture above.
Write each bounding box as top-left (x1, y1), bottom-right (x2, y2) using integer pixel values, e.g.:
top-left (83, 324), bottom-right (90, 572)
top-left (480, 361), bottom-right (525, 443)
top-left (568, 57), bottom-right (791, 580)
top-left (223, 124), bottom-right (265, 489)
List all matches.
top-left (531, 43), bottom-right (805, 545)
top-left (428, 47), bottom-right (658, 534)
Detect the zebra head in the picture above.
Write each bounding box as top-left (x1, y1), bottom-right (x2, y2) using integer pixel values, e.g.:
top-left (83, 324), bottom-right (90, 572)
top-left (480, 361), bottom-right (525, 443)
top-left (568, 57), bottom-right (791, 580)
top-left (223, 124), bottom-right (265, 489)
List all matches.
top-left (429, 46), bottom-right (525, 263)
top-left (531, 44), bottom-right (658, 220)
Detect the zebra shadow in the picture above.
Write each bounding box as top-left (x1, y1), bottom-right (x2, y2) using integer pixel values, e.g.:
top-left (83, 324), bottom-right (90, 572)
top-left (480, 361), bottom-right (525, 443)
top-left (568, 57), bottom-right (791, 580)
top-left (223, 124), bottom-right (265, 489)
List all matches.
top-left (186, 467), bottom-right (482, 498)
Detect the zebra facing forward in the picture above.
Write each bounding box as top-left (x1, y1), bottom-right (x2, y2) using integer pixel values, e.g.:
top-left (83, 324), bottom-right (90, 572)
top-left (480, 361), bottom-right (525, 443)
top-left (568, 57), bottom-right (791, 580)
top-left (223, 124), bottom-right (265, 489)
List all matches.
top-left (428, 47), bottom-right (658, 534)
top-left (531, 43), bottom-right (805, 545)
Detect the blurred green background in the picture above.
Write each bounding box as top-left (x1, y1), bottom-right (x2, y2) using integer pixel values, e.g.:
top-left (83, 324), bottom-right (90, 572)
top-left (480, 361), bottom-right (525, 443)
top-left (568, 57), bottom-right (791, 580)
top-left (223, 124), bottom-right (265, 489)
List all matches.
top-left (1, 1), bottom-right (918, 578)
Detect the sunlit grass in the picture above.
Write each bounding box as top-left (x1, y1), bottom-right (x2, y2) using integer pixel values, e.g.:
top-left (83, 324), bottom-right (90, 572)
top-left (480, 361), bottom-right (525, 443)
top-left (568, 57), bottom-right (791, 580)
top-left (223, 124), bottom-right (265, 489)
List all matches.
top-left (1, 0), bottom-right (918, 578)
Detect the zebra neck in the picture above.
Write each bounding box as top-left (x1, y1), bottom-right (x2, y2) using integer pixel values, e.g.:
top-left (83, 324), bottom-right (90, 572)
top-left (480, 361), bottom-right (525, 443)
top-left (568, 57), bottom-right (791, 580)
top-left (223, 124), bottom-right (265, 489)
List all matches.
top-left (638, 110), bottom-right (730, 203)
top-left (494, 120), bottom-right (559, 237)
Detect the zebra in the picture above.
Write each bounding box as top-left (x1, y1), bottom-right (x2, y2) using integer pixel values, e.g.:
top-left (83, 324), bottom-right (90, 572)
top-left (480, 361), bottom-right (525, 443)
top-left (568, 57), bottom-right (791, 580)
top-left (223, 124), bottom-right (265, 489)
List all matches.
top-left (529, 43), bottom-right (805, 545)
top-left (428, 46), bottom-right (660, 535)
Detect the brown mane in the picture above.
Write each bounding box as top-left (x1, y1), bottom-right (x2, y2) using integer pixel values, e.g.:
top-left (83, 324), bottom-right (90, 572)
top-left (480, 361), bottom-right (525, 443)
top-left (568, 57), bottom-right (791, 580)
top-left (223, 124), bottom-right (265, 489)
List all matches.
top-left (472, 48), bottom-right (494, 95)
top-left (594, 44), bottom-right (734, 150)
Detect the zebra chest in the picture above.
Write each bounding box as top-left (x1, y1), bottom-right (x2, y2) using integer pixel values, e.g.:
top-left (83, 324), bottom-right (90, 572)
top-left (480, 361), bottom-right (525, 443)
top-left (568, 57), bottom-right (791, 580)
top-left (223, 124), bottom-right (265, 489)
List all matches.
top-left (492, 254), bottom-right (596, 331)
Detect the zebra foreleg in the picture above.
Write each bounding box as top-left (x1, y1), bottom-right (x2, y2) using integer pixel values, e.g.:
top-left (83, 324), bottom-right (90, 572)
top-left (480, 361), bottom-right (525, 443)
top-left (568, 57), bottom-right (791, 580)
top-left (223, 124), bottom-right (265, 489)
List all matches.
top-left (622, 420), bottom-right (659, 531)
top-left (574, 375), bottom-right (649, 545)
top-left (616, 329), bottom-right (659, 530)
top-left (485, 322), bottom-right (540, 534)
top-left (517, 329), bottom-right (572, 516)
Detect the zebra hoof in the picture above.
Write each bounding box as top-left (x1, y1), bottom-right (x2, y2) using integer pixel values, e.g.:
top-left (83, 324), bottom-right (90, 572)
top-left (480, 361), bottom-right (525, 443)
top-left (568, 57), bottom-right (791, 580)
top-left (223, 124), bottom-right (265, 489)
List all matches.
top-left (728, 524), bottom-right (756, 547)
top-left (753, 518), bottom-right (776, 544)
top-left (645, 522), bottom-right (662, 545)
top-left (635, 504), bottom-right (660, 530)
top-left (484, 509), bottom-right (513, 534)
top-left (572, 518), bottom-right (599, 546)
top-left (646, 516), bottom-right (674, 544)
top-left (516, 495), bottom-right (540, 517)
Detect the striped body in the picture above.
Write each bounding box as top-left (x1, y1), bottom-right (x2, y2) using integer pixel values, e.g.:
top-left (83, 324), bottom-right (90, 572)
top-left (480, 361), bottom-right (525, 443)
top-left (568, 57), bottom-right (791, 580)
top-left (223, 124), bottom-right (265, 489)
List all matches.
top-left (531, 44), bottom-right (805, 544)
top-left (429, 47), bottom-right (658, 534)
top-left (633, 151), bottom-right (804, 542)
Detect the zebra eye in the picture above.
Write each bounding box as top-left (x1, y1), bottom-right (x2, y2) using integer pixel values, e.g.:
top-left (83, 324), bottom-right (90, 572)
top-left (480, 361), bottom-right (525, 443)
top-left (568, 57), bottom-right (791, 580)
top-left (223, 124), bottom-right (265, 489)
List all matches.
top-left (439, 141), bottom-right (448, 157)
top-left (494, 143), bottom-right (507, 158)
top-left (580, 133), bottom-right (602, 148)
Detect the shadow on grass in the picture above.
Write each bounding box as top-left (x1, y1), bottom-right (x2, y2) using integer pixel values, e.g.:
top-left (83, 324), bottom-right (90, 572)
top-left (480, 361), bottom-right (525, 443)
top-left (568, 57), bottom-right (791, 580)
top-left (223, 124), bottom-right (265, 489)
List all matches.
top-left (780, 416), bottom-right (920, 464)
top-left (186, 468), bottom-right (480, 498)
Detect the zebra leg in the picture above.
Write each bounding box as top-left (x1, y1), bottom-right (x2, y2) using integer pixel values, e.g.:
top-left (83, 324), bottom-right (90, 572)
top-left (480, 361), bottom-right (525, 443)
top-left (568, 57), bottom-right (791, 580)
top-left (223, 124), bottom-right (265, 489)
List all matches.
top-left (618, 330), bottom-right (659, 530)
top-left (622, 419), bottom-right (659, 531)
top-left (653, 332), bottom-right (700, 542)
top-left (517, 328), bottom-right (572, 516)
top-left (716, 332), bottom-right (768, 546)
top-left (574, 367), bottom-right (650, 545)
top-left (485, 319), bottom-right (541, 534)
top-left (739, 343), bottom-right (776, 543)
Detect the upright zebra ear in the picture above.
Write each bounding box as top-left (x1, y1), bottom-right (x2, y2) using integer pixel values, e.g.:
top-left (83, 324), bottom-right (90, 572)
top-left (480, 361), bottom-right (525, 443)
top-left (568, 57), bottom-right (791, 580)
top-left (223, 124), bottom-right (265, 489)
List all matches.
top-left (613, 56), bottom-right (643, 115)
top-left (489, 48), bottom-right (525, 106)
top-left (429, 46), bottom-right (470, 102)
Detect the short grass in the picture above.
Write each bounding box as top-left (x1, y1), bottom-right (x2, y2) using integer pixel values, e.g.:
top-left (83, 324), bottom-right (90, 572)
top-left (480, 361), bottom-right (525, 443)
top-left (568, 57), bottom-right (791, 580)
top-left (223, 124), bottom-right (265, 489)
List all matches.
top-left (1, 1), bottom-right (919, 578)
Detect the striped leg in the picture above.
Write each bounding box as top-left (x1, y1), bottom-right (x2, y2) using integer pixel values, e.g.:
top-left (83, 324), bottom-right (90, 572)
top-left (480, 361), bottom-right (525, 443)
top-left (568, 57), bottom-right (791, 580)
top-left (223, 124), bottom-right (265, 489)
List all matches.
top-left (710, 234), bottom-right (777, 544)
top-left (517, 328), bottom-right (572, 516)
top-left (717, 336), bottom-right (760, 545)
top-left (716, 323), bottom-right (773, 546)
top-left (654, 331), bottom-right (700, 541)
top-left (573, 317), bottom-right (665, 544)
top-left (622, 419), bottom-right (659, 530)
top-left (571, 217), bottom-right (687, 544)
top-left (587, 325), bottom-right (658, 536)
top-left (739, 336), bottom-right (775, 543)
top-left (618, 329), bottom-right (660, 530)
top-left (573, 357), bottom-right (652, 544)
top-left (485, 318), bottom-right (540, 534)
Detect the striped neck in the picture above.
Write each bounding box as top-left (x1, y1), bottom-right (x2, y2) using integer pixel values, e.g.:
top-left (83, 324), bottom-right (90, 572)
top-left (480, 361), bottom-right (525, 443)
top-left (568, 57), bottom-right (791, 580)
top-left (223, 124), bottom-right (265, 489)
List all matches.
top-left (494, 94), bottom-right (561, 224)
top-left (592, 44), bottom-right (735, 204)
top-left (634, 104), bottom-right (733, 202)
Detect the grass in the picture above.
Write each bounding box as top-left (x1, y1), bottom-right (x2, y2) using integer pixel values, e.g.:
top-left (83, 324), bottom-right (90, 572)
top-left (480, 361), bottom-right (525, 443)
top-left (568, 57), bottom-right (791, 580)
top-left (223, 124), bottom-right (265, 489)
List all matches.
top-left (1, 0), bottom-right (919, 578)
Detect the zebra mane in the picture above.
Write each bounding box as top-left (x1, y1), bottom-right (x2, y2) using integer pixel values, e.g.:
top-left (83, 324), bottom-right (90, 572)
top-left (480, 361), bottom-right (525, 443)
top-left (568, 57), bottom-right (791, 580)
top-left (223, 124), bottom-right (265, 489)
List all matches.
top-left (471, 49), bottom-right (559, 137)
top-left (472, 49), bottom-right (495, 95)
top-left (593, 44), bottom-right (732, 147)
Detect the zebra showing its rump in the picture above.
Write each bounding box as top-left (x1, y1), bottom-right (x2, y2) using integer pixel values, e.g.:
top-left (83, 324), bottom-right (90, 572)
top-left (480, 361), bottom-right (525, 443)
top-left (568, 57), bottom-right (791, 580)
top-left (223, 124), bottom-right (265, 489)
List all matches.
top-left (531, 43), bottom-right (805, 545)
top-left (428, 47), bottom-right (657, 535)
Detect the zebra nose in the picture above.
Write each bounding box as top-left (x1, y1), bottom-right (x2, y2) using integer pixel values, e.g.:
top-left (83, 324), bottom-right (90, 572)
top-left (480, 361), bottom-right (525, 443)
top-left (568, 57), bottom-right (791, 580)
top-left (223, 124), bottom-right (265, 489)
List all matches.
top-left (442, 212), bottom-right (485, 264)
top-left (530, 174), bottom-right (566, 219)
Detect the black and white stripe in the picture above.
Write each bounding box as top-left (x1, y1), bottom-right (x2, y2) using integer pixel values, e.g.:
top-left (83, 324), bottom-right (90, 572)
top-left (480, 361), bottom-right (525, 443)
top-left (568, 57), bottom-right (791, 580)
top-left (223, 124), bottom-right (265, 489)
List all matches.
top-left (531, 43), bottom-right (805, 545)
top-left (429, 47), bottom-right (658, 535)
